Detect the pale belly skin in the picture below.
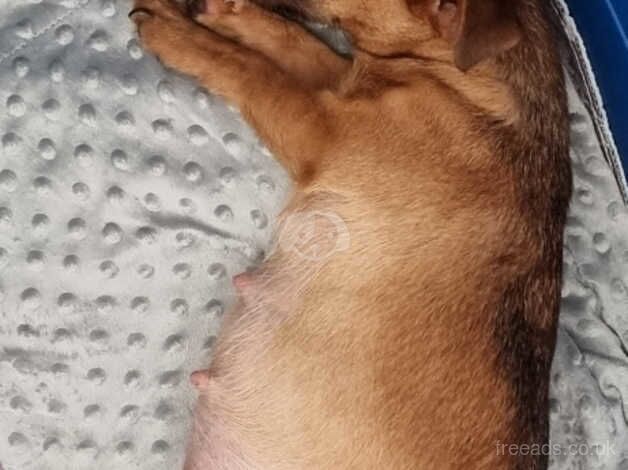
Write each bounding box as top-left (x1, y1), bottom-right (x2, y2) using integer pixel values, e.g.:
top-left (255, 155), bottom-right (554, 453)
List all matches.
top-left (184, 193), bottom-right (362, 470)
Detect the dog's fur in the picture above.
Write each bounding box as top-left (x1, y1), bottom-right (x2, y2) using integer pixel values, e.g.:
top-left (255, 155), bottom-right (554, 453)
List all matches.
top-left (131, 0), bottom-right (572, 468)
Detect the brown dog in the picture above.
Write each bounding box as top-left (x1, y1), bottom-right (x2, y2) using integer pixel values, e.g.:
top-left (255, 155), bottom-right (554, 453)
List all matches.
top-left (130, 0), bottom-right (571, 468)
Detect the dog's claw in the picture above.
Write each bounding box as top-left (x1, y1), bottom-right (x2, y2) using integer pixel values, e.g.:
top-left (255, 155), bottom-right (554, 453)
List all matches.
top-left (128, 7), bottom-right (153, 20)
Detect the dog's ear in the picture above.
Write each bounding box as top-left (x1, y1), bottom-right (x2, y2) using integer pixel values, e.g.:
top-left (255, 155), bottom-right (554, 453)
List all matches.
top-left (414, 0), bottom-right (522, 71)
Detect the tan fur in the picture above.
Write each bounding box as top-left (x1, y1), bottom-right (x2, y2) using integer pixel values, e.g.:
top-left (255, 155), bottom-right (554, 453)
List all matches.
top-left (131, 0), bottom-right (572, 468)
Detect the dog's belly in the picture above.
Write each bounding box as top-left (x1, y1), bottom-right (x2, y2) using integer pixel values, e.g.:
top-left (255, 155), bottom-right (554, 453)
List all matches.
top-left (183, 279), bottom-right (289, 469)
top-left (185, 390), bottom-right (262, 470)
top-left (183, 188), bottom-right (516, 470)
top-left (185, 192), bottom-right (351, 469)
top-left (185, 262), bottom-right (326, 469)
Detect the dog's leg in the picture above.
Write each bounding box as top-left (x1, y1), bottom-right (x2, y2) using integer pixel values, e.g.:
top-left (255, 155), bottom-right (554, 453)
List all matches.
top-left (187, 0), bottom-right (351, 89)
top-left (131, 0), bottom-right (338, 182)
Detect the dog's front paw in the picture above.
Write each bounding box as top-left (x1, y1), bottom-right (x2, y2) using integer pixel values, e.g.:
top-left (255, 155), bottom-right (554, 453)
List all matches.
top-left (130, 0), bottom-right (195, 45)
top-left (130, 0), bottom-right (197, 69)
top-left (130, 0), bottom-right (186, 25)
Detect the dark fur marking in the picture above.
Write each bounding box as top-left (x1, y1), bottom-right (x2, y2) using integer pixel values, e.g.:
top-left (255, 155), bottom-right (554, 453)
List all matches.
top-left (492, 1), bottom-right (572, 469)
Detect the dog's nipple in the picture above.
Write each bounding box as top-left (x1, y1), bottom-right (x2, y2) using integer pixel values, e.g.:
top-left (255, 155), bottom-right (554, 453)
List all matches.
top-left (190, 370), bottom-right (211, 391)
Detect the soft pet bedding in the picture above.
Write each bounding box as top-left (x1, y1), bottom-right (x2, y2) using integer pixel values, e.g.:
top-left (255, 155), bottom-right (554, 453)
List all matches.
top-left (0, 1), bottom-right (626, 469)
top-left (0, 1), bottom-right (289, 468)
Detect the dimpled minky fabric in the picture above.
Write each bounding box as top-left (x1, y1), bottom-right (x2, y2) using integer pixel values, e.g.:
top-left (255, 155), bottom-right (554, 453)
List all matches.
top-left (0, 1), bottom-right (289, 469)
top-left (0, 1), bottom-right (627, 469)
